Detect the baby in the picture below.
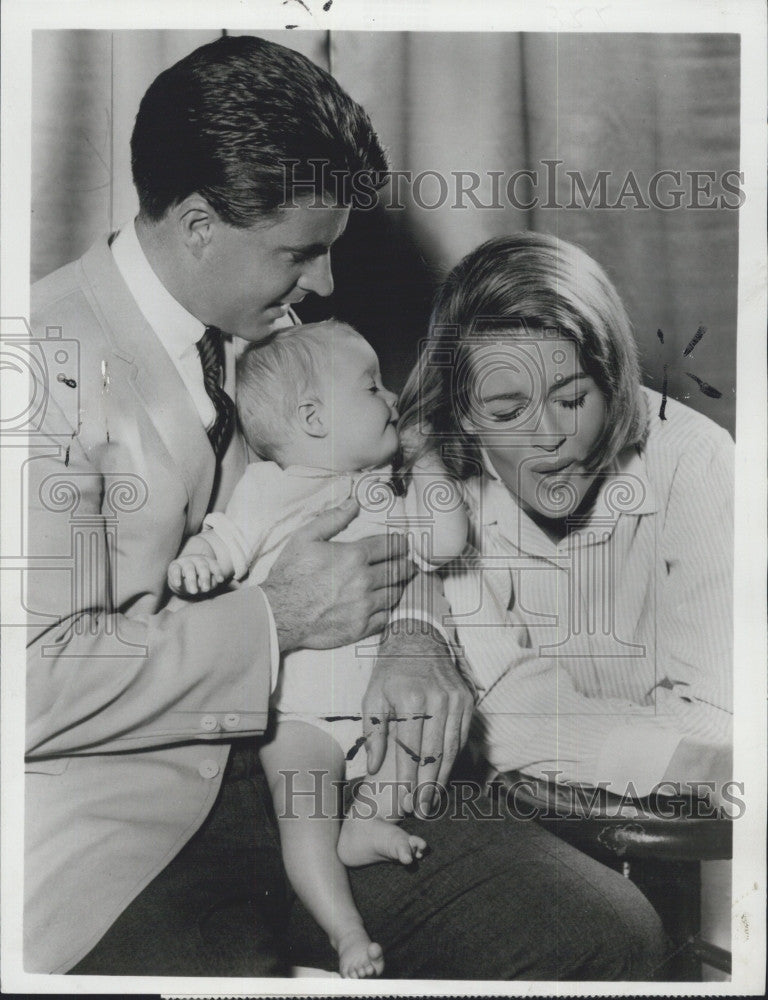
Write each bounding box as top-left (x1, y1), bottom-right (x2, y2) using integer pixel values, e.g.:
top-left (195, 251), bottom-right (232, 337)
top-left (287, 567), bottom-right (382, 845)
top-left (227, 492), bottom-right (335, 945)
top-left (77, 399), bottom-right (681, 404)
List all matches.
top-left (168, 321), bottom-right (467, 978)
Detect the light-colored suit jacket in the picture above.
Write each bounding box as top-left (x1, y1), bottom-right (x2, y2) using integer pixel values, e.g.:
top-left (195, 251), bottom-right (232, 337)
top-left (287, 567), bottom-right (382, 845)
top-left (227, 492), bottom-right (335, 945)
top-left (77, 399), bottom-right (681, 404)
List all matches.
top-left (25, 236), bottom-right (274, 973)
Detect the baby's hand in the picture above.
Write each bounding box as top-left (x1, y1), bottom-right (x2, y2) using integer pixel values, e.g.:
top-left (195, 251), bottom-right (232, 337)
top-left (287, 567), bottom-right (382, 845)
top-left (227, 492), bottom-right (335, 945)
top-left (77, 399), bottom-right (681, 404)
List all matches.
top-left (167, 554), bottom-right (226, 596)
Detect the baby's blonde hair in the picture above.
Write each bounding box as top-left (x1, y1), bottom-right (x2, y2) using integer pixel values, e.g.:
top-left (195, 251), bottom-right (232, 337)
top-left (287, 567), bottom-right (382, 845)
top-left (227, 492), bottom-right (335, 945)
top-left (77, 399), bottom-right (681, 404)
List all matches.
top-left (236, 320), bottom-right (357, 460)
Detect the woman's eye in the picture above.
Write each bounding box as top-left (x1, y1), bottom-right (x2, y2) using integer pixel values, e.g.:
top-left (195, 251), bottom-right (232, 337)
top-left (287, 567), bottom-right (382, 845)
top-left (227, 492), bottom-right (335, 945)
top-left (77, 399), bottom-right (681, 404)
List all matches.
top-left (368, 384), bottom-right (379, 394)
top-left (559, 395), bottom-right (587, 410)
top-left (490, 406), bottom-right (526, 423)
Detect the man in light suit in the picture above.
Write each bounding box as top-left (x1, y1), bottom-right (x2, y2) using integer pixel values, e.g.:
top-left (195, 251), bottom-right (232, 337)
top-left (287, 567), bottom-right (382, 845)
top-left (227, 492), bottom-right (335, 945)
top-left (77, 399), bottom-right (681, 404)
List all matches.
top-left (25, 35), bottom-right (666, 979)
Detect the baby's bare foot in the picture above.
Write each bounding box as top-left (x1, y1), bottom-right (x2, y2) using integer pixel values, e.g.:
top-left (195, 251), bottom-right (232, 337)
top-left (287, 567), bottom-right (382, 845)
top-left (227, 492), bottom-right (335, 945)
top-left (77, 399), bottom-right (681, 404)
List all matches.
top-left (336, 927), bottom-right (384, 978)
top-left (338, 815), bottom-right (427, 868)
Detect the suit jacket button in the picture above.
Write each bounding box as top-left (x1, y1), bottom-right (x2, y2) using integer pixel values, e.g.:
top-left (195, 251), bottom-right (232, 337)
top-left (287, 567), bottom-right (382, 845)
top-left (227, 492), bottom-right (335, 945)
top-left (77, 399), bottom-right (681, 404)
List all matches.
top-left (198, 759), bottom-right (220, 780)
top-left (223, 713), bottom-right (240, 730)
top-left (200, 714), bottom-right (218, 732)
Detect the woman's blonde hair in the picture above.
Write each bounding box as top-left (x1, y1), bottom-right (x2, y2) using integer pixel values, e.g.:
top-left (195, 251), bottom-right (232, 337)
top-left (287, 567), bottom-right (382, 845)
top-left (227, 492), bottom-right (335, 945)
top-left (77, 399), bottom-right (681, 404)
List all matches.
top-left (398, 232), bottom-right (648, 478)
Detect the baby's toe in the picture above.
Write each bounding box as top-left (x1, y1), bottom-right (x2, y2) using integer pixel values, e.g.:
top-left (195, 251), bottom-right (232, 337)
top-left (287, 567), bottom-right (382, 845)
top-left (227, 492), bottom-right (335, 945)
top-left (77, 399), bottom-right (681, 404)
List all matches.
top-left (409, 835), bottom-right (428, 858)
top-left (368, 942), bottom-right (384, 975)
top-left (397, 842), bottom-right (414, 864)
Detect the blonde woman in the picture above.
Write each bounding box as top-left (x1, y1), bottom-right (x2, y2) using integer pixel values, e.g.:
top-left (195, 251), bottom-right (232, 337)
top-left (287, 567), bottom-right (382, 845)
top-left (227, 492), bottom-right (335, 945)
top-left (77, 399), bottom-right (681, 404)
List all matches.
top-left (399, 232), bottom-right (733, 805)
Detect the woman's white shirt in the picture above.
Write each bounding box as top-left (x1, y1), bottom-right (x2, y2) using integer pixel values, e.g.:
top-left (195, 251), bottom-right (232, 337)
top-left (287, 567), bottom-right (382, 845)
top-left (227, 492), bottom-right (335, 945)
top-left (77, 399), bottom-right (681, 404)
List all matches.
top-left (442, 387), bottom-right (733, 795)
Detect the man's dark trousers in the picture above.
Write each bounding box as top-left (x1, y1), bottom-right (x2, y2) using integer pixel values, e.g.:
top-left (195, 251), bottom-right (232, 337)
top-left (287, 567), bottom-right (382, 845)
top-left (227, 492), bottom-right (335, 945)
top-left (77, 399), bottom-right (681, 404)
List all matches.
top-left (72, 742), bottom-right (667, 980)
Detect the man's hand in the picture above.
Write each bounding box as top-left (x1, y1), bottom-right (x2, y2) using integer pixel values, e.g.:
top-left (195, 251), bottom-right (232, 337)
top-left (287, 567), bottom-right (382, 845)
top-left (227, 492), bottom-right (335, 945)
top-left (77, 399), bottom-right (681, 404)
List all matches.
top-left (261, 500), bottom-right (416, 653)
top-left (363, 627), bottom-right (474, 814)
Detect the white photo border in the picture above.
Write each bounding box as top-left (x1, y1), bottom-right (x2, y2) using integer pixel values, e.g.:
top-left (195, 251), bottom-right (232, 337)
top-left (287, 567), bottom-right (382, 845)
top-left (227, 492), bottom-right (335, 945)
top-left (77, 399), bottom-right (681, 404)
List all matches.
top-left (1, 0), bottom-right (765, 995)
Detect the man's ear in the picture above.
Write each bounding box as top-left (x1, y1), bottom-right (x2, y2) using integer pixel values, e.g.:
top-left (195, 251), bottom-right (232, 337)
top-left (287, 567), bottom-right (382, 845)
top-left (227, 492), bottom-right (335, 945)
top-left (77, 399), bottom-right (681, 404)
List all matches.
top-left (175, 195), bottom-right (217, 259)
top-left (296, 399), bottom-right (327, 438)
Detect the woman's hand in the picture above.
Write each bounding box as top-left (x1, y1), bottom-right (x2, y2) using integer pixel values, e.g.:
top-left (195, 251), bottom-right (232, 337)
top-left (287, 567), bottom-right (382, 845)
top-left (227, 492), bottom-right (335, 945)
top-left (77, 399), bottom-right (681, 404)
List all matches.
top-left (363, 626), bottom-right (474, 814)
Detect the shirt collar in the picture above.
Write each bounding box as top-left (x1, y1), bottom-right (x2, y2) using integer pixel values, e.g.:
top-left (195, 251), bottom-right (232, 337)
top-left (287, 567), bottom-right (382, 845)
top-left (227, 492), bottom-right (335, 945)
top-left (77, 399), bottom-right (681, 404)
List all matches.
top-left (111, 219), bottom-right (206, 358)
top-left (477, 444), bottom-right (657, 555)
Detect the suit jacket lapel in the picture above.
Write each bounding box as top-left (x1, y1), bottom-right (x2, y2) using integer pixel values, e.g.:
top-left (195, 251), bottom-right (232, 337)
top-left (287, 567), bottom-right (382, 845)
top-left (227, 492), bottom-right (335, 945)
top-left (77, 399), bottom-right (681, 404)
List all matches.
top-left (78, 237), bottom-right (215, 533)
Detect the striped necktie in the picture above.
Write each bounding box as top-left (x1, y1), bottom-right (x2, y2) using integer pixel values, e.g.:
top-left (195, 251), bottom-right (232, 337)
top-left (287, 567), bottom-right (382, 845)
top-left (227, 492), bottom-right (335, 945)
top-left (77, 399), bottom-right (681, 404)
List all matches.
top-left (196, 326), bottom-right (235, 458)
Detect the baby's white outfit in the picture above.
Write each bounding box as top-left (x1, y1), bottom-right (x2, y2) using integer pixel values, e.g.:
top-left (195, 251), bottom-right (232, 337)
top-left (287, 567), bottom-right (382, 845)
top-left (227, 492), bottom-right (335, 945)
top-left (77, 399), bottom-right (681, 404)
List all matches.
top-left (204, 461), bottom-right (431, 778)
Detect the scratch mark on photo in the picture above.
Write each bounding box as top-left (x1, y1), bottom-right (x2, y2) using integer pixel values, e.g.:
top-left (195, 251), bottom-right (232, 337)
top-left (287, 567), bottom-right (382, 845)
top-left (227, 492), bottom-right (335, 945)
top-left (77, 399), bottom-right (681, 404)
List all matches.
top-left (682, 325), bottom-right (706, 357)
top-left (685, 372), bottom-right (722, 399)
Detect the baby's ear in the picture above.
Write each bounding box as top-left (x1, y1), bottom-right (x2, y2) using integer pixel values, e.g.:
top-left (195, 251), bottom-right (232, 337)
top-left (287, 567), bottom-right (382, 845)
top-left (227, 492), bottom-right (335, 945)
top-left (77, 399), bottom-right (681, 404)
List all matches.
top-left (296, 399), bottom-right (327, 438)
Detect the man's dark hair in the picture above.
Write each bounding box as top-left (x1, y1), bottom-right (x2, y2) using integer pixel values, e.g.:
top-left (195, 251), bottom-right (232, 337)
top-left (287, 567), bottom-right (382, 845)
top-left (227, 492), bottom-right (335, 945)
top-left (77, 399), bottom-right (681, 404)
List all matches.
top-left (131, 34), bottom-right (389, 225)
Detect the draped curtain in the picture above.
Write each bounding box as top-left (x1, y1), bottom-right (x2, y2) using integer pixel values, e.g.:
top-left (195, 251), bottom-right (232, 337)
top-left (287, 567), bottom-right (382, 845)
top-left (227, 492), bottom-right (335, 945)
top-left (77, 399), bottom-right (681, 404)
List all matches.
top-left (32, 29), bottom-right (739, 433)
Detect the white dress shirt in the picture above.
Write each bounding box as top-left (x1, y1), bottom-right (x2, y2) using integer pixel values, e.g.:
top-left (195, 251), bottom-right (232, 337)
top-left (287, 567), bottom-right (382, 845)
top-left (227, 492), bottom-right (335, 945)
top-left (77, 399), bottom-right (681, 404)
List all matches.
top-left (111, 220), bottom-right (217, 427)
top-left (443, 388), bottom-right (734, 795)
